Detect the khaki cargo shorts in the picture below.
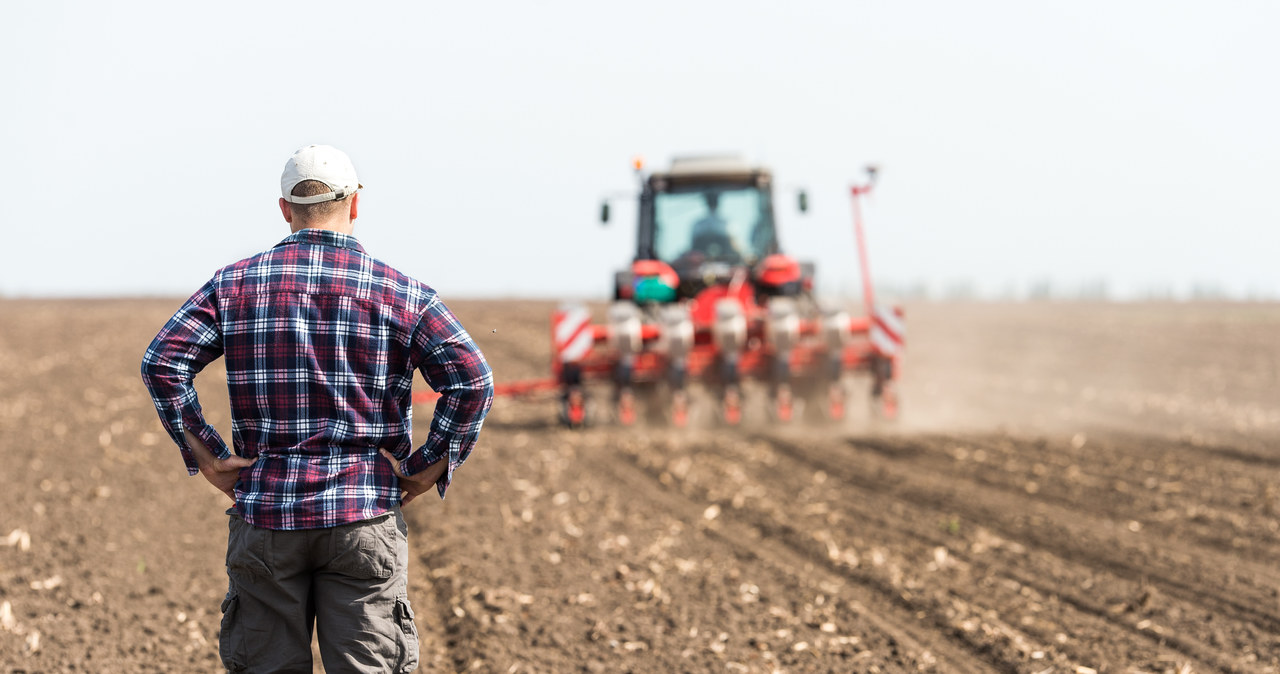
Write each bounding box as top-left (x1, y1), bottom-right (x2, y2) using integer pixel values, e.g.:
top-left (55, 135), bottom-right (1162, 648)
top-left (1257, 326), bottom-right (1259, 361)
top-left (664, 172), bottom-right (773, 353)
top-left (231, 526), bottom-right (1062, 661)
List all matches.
top-left (219, 508), bottom-right (418, 673)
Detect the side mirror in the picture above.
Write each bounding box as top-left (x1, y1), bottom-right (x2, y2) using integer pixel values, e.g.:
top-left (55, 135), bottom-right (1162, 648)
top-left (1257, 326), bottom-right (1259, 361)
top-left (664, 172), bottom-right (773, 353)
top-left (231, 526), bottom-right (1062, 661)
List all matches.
top-left (600, 201), bottom-right (610, 225)
top-left (797, 190), bottom-right (808, 214)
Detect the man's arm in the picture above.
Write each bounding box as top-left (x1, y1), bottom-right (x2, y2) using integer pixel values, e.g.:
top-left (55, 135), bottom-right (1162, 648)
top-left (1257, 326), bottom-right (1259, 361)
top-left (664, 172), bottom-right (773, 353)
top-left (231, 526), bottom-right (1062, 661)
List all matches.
top-left (140, 280), bottom-right (235, 474)
top-left (397, 295), bottom-right (495, 499)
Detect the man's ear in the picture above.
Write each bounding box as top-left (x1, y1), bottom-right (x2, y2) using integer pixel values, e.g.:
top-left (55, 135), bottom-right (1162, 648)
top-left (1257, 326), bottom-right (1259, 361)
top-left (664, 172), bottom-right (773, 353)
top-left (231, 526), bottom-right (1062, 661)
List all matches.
top-left (348, 192), bottom-right (359, 222)
top-left (279, 197), bottom-right (294, 224)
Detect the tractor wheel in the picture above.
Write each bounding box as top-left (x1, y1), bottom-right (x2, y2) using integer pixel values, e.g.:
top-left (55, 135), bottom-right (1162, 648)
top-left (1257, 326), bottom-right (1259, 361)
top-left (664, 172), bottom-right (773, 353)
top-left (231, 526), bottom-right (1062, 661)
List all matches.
top-left (671, 390), bottom-right (689, 429)
top-left (870, 384), bottom-right (900, 421)
top-left (827, 382), bottom-right (846, 422)
top-left (774, 385), bottom-right (794, 423)
top-left (561, 387), bottom-right (588, 429)
top-left (617, 389), bottom-right (637, 427)
top-left (869, 356), bottom-right (899, 422)
top-left (722, 387), bottom-right (742, 426)
top-left (880, 385), bottom-right (900, 420)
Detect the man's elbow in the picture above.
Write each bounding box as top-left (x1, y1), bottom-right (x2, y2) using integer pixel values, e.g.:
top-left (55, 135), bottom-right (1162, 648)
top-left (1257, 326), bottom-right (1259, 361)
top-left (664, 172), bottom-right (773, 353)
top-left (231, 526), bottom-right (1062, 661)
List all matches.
top-left (463, 373), bottom-right (494, 407)
top-left (140, 352), bottom-right (159, 388)
top-left (140, 349), bottom-right (177, 392)
top-left (480, 379), bottom-right (495, 413)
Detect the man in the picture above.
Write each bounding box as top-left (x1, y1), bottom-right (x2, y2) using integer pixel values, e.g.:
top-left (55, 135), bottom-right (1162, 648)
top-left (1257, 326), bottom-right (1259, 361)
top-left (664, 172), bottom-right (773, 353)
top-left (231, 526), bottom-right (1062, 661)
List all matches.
top-left (688, 191), bottom-right (740, 262)
top-left (141, 145), bottom-right (494, 672)
top-left (690, 191), bottom-right (728, 239)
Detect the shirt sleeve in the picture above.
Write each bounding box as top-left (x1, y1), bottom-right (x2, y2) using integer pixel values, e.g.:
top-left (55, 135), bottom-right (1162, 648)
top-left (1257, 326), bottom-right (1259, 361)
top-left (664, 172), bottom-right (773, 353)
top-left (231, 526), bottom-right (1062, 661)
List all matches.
top-left (403, 295), bottom-right (495, 497)
top-left (140, 279), bottom-right (230, 474)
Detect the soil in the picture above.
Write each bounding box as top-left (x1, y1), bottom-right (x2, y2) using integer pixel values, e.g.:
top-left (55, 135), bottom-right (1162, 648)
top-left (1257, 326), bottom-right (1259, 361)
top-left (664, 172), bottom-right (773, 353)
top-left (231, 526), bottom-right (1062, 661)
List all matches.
top-left (2, 299), bottom-right (1279, 673)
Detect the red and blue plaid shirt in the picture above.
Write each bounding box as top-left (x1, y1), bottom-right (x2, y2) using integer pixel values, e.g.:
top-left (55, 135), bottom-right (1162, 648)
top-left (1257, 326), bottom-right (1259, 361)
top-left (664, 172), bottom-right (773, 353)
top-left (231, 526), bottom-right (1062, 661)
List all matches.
top-left (141, 228), bottom-right (494, 530)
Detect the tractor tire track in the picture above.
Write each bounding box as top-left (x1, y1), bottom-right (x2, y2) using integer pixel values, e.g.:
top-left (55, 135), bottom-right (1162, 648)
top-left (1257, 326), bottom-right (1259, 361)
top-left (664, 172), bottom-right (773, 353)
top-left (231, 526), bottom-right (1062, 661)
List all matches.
top-left (812, 433), bottom-right (1280, 634)
top-left (637, 429), bottom-right (1230, 671)
top-left (600, 431), bottom-right (1147, 671)
top-left (750, 430), bottom-right (1280, 670)
top-left (577, 432), bottom-right (1008, 673)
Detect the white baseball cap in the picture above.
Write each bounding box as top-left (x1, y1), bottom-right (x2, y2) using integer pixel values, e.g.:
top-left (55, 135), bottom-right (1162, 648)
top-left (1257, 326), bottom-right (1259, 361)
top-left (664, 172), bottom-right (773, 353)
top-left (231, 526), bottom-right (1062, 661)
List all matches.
top-left (280, 145), bottom-right (363, 204)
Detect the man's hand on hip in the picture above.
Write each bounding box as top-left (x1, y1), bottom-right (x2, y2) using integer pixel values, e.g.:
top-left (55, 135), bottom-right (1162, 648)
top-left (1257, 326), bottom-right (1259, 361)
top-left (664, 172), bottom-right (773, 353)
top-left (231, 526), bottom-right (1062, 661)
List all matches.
top-left (380, 449), bottom-right (445, 505)
top-left (199, 454), bottom-right (257, 501)
top-left (184, 430), bottom-right (256, 501)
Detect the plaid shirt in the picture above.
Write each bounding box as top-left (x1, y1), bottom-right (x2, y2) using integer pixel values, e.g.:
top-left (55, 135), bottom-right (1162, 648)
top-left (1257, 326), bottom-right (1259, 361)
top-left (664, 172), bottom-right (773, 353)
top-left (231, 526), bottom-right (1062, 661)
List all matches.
top-left (141, 229), bottom-right (494, 530)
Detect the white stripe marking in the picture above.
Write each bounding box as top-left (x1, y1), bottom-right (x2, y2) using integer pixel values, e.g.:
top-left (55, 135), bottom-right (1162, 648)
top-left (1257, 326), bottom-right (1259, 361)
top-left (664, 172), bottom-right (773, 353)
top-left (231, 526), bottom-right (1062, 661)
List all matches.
top-left (875, 306), bottom-right (905, 342)
top-left (554, 307), bottom-right (590, 345)
top-left (560, 329), bottom-right (594, 362)
top-left (554, 306), bottom-right (594, 363)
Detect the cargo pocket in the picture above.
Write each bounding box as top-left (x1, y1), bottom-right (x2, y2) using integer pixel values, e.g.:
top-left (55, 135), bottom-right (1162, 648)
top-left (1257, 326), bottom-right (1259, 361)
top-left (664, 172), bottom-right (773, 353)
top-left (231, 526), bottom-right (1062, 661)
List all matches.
top-left (330, 514), bottom-right (396, 579)
top-left (226, 515), bottom-right (270, 578)
top-left (394, 596), bottom-right (420, 673)
top-left (219, 591), bottom-right (247, 672)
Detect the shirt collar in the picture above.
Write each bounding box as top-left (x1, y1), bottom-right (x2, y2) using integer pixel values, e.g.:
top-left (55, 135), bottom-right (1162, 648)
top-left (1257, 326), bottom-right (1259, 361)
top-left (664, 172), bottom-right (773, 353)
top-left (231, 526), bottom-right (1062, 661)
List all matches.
top-left (274, 228), bottom-right (365, 254)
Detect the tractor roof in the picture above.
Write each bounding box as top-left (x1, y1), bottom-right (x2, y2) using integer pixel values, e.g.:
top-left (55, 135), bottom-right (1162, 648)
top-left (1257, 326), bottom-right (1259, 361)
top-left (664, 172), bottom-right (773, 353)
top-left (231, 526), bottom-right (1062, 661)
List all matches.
top-left (654, 155), bottom-right (771, 184)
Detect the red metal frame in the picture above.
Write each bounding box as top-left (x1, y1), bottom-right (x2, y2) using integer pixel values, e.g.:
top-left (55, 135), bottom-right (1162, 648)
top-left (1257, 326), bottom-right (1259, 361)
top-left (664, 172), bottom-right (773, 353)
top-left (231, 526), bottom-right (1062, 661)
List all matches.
top-left (411, 378), bottom-right (559, 405)
top-left (851, 180), bottom-right (877, 315)
top-left (564, 316), bottom-right (878, 385)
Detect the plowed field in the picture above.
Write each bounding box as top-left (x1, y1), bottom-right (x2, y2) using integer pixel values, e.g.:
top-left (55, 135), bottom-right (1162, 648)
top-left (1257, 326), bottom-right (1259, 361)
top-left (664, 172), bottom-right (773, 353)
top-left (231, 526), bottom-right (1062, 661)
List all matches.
top-left (2, 299), bottom-right (1279, 673)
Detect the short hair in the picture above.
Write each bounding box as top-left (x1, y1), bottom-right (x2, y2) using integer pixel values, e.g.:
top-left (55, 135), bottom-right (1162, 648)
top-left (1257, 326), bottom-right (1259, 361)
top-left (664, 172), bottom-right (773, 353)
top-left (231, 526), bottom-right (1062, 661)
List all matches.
top-left (289, 180), bottom-right (353, 223)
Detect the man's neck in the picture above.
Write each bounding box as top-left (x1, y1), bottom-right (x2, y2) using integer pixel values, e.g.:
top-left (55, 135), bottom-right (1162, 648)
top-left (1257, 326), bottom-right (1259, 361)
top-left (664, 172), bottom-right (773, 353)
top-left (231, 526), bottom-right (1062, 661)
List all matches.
top-left (291, 221), bottom-right (354, 236)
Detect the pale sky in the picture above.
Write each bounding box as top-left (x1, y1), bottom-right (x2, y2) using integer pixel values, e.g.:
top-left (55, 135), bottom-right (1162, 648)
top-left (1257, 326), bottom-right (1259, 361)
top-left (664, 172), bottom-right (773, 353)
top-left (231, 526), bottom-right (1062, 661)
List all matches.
top-left (3, 1), bottom-right (1277, 301)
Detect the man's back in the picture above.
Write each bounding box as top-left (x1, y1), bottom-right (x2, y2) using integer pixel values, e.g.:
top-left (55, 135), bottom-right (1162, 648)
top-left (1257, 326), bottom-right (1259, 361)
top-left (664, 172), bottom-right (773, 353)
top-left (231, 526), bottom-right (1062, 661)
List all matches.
top-left (142, 228), bottom-right (493, 530)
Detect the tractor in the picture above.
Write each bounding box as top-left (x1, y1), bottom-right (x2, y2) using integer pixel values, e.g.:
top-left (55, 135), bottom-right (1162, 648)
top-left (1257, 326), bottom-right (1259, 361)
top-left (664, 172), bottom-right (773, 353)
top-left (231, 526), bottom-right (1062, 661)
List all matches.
top-left (550, 155), bottom-right (903, 427)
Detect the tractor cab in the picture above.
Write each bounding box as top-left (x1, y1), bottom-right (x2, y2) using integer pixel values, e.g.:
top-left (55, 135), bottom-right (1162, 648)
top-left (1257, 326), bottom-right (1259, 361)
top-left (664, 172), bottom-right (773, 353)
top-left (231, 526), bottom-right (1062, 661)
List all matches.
top-left (611, 156), bottom-right (801, 302)
top-left (642, 156), bottom-right (778, 274)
